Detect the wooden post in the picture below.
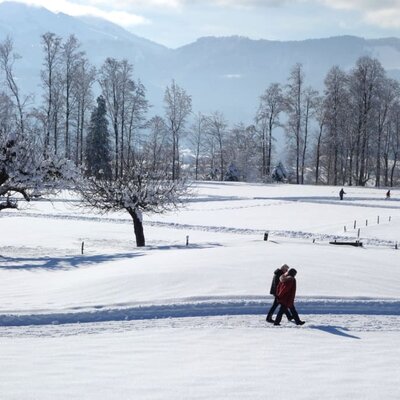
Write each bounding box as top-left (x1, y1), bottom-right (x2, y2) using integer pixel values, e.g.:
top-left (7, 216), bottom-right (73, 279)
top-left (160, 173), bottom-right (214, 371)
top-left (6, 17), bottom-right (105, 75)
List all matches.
top-left (186, 235), bottom-right (189, 246)
top-left (366, 219), bottom-right (368, 226)
top-left (264, 232), bottom-right (269, 241)
top-left (81, 241), bottom-right (84, 255)
top-left (377, 216), bottom-right (380, 224)
top-left (357, 228), bottom-right (360, 238)
top-left (395, 242), bottom-right (398, 250)
top-left (344, 226), bottom-right (347, 233)
top-left (354, 220), bottom-right (356, 229)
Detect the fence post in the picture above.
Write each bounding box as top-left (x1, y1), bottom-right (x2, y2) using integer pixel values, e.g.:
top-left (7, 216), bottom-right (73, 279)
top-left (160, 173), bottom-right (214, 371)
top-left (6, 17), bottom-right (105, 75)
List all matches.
top-left (344, 226), bottom-right (347, 233)
top-left (357, 228), bottom-right (360, 238)
top-left (354, 220), bottom-right (357, 229)
top-left (186, 235), bottom-right (189, 246)
top-left (366, 219), bottom-right (368, 226)
top-left (377, 216), bottom-right (380, 224)
top-left (81, 241), bottom-right (84, 255)
top-left (264, 232), bottom-right (269, 241)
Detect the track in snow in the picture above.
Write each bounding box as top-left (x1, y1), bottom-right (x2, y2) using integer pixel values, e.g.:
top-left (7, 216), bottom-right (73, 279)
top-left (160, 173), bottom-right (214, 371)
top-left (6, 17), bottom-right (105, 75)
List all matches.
top-left (1, 296), bottom-right (399, 327)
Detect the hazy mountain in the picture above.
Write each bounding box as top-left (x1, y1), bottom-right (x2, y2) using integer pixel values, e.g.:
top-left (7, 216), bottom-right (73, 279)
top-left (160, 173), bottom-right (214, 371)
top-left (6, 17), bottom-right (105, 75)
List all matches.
top-left (0, 1), bottom-right (168, 106)
top-left (1, 1), bottom-right (400, 122)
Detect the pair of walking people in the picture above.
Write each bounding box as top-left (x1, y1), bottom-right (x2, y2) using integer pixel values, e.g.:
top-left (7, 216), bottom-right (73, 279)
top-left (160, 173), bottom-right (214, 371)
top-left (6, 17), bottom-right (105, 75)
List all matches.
top-left (266, 264), bottom-right (305, 326)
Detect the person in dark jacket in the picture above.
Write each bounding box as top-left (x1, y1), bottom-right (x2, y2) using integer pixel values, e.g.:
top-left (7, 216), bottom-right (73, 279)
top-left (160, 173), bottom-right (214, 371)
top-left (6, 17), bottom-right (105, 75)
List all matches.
top-left (274, 268), bottom-right (305, 326)
top-left (266, 264), bottom-right (292, 323)
top-left (339, 188), bottom-right (346, 200)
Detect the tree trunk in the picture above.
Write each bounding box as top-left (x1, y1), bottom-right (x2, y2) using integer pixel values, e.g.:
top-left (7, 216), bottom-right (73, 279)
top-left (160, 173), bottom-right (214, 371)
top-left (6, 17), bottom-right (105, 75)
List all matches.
top-left (315, 123), bottom-right (323, 185)
top-left (129, 208), bottom-right (145, 247)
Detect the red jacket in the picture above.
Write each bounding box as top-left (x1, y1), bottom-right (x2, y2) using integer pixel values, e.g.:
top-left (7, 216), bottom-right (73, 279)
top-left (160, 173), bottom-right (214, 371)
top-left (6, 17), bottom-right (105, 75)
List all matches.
top-left (276, 275), bottom-right (296, 308)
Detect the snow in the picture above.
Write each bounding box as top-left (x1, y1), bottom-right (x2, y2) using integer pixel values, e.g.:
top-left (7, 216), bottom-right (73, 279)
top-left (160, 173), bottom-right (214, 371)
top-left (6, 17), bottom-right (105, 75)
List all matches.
top-left (0, 182), bottom-right (399, 399)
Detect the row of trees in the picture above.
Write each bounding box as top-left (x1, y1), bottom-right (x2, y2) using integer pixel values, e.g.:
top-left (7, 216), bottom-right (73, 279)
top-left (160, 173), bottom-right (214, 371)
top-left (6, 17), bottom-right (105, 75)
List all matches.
top-left (183, 59), bottom-right (400, 186)
top-left (1, 32), bottom-right (400, 190)
top-left (281, 60), bottom-right (400, 187)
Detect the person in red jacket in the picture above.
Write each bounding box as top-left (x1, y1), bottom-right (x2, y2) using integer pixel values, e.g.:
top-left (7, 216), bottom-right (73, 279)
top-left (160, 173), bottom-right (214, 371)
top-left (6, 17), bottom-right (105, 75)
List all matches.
top-left (266, 264), bottom-right (293, 323)
top-left (274, 268), bottom-right (305, 326)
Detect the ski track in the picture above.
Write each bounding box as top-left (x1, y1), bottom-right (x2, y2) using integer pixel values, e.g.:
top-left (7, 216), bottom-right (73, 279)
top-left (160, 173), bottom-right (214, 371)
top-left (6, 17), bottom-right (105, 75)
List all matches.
top-left (1, 210), bottom-right (398, 248)
top-left (1, 296), bottom-right (399, 328)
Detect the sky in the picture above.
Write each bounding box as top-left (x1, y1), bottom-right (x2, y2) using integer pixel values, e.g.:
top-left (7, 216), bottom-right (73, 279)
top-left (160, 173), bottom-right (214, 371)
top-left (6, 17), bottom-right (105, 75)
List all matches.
top-left (1, 0), bottom-right (400, 47)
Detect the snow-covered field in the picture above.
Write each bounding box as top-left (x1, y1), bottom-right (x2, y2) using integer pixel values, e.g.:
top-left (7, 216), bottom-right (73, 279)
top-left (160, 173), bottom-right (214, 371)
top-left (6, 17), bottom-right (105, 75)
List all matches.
top-left (0, 182), bottom-right (399, 399)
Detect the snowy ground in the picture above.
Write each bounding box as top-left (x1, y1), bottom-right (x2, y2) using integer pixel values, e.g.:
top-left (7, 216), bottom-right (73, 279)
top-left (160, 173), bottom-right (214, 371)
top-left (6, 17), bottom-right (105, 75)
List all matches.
top-left (0, 182), bottom-right (399, 399)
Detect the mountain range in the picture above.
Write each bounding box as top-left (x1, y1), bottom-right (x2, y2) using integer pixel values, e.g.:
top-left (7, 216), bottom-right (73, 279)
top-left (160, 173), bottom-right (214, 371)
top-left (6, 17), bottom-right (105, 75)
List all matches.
top-left (1, 1), bottom-right (400, 123)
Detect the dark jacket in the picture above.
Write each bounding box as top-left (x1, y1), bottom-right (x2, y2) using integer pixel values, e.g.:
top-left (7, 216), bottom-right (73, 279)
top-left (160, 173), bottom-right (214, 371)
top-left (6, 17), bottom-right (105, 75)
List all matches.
top-left (276, 275), bottom-right (296, 308)
top-left (270, 268), bottom-right (284, 296)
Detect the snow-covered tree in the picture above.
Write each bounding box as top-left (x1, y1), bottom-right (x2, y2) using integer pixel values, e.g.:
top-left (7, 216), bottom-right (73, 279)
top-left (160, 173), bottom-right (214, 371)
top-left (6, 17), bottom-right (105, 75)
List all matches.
top-left (0, 132), bottom-right (76, 211)
top-left (78, 163), bottom-right (189, 247)
top-left (272, 162), bottom-right (288, 182)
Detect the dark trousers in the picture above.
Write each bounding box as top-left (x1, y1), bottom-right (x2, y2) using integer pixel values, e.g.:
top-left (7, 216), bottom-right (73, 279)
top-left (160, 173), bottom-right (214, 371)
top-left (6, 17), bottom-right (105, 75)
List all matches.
top-left (275, 304), bottom-right (301, 325)
top-left (267, 297), bottom-right (292, 321)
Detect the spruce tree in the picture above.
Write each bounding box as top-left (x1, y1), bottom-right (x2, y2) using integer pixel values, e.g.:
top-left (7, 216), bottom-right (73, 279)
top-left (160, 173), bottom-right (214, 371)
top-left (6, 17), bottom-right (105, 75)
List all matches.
top-left (85, 95), bottom-right (111, 179)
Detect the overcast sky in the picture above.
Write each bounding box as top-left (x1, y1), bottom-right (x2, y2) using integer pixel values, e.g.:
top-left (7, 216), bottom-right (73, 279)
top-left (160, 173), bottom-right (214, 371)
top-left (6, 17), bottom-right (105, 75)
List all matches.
top-left (1, 0), bottom-right (400, 47)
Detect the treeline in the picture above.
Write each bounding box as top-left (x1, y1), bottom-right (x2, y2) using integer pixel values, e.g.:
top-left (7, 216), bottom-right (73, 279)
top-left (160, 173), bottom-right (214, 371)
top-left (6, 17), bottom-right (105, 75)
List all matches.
top-left (0, 32), bottom-right (399, 186)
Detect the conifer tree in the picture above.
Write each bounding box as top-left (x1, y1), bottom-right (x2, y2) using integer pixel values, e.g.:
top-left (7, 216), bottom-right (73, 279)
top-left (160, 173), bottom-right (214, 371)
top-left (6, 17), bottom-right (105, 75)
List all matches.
top-left (85, 95), bottom-right (111, 179)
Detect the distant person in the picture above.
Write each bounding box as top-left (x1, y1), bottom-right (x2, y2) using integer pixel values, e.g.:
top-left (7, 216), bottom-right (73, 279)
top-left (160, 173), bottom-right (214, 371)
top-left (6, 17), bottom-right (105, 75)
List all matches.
top-left (266, 264), bottom-right (292, 323)
top-left (339, 188), bottom-right (346, 200)
top-left (386, 190), bottom-right (391, 199)
top-left (274, 268), bottom-right (305, 326)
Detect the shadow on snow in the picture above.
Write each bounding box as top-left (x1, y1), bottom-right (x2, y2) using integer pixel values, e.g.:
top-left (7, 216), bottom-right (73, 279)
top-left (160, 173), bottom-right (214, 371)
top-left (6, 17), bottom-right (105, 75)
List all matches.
top-left (309, 324), bottom-right (361, 339)
top-left (0, 252), bottom-right (144, 271)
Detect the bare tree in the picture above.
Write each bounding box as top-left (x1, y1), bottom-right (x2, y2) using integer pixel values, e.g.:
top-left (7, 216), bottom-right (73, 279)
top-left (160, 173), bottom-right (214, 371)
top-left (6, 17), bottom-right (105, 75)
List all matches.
top-left (143, 115), bottom-right (170, 173)
top-left (99, 57), bottom-right (122, 178)
top-left (125, 78), bottom-right (149, 169)
top-left (72, 57), bottom-right (96, 166)
top-left (99, 58), bottom-right (148, 178)
top-left (41, 32), bottom-right (62, 156)
top-left (256, 83), bottom-right (284, 178)
top-left (41, 32), bottom-right (61, 154)
top-left (285, 63), bottom-right (304, 184)
top-left (78, 163), bottom-right (189, 247)
top-left (61, 34), bottom-right (84, 159)
top-left (226, 123), bottom-right (259, 181)
top-left (205, 111), bottom-right (228, 181)
top-left (323, 66), bottom-right (349, 185)
top-left (300, 87), bottom-right (318, 184)
top-left (388, 101), bottom-right (400, 186)
top-left (164, 80), bottom-right (192, 180)
top-left (313, 99), bottom-right (327, 185)
top-left (0, 36), bottom-right (27, 135)
top-left (189, 112), bottom-right (206, 180)
top-left (374, 78), bottom-right (398, 186)
top-left (0, 92), bottom-right (15, 136)
top-left (349, 56), bottom-right (385, 186)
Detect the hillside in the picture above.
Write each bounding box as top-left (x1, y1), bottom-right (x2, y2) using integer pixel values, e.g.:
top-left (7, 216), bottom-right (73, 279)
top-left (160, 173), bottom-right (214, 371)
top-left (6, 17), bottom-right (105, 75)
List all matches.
top-left (1, 1), bottom-right (400, 121)
top-left (0, 182), bottom-right (399, 398)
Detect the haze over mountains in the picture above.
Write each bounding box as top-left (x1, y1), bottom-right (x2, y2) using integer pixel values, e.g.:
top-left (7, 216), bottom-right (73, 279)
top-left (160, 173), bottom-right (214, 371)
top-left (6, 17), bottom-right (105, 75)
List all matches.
top-left (1, 1), bottom-right (400, 123)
